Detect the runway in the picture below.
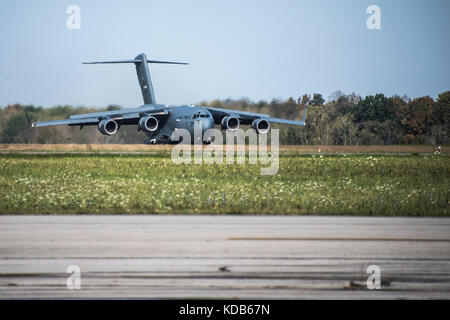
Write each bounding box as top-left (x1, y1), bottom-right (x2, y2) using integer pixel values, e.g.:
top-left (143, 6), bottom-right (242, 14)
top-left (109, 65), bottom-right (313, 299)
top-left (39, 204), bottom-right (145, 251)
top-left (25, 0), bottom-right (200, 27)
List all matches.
top-left (0, 216), bottom-right (449, 299)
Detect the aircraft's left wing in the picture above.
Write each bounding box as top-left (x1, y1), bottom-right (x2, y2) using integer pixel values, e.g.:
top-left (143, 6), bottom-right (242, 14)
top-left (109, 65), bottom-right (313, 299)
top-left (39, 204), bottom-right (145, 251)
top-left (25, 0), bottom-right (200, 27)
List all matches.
top-left (205, 107), bottom-right (306, 126)
top-left (32, 105), bottom-right (169, 128)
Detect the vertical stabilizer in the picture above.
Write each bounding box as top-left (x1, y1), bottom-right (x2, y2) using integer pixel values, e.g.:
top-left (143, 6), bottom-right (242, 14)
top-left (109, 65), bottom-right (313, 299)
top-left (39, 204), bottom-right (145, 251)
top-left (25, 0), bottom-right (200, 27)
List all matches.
top-left (134, 53), bottom-right (156, 104)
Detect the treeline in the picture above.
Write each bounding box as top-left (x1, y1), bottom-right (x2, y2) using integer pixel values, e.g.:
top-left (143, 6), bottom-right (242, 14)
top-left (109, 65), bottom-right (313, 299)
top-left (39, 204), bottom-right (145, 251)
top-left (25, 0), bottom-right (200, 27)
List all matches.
top-left (0, 91), bottom-right (448, 145)
top-left (200, 91), bottom-right (449, 145)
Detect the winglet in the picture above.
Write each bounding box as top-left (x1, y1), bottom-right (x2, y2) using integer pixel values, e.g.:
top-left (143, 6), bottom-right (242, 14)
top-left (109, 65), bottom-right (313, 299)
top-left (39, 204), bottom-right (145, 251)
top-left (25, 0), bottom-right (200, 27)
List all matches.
top-left (301, 107), bottom-right (307, 124)
top-left (24, 109), bottom-right (33, 127)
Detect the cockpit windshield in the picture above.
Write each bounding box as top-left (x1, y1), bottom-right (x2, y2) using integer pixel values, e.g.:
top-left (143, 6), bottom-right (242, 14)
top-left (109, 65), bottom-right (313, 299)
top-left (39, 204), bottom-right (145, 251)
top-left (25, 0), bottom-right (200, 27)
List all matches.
top-left (193, 112), bottom-right (210, 119)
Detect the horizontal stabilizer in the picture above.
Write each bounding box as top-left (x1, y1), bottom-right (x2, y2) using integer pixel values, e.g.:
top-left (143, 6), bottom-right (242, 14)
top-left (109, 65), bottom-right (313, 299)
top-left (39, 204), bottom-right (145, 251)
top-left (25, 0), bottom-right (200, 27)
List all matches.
top-left (147, 60), bottom-right (188, 65)
top-left (82, 59), bottom-right (188, 65)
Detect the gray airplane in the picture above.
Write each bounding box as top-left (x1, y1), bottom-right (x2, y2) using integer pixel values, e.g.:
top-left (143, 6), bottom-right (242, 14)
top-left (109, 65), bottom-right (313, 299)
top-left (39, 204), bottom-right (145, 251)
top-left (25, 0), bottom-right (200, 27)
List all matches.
top-left (32, 53), bottom-right (306, 144)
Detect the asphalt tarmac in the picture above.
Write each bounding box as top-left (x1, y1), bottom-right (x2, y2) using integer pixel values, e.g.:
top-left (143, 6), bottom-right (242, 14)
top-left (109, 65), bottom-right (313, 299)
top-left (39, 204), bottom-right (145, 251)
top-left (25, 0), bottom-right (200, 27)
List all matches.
top-left (0, 215), bottom-right (449, 299)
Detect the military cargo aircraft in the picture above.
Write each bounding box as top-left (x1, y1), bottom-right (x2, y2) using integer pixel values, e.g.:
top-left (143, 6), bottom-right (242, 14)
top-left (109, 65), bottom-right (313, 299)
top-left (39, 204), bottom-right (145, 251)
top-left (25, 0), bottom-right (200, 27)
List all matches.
top-left (32, 53), bottom-right (306, 144)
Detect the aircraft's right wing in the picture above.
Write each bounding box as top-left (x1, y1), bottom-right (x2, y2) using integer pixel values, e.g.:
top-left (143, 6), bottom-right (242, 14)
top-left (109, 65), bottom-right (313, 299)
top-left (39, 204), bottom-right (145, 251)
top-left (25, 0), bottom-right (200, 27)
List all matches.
top-left (32, 117), bottom-right (100, 127)
top-left (32, 105), bottom-right (169, 128)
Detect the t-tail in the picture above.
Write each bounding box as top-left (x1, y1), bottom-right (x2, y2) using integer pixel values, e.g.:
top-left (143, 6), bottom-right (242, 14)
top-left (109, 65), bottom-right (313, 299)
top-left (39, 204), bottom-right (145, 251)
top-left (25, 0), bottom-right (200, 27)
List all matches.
top-left (82, 53), bottom-right (188, 105)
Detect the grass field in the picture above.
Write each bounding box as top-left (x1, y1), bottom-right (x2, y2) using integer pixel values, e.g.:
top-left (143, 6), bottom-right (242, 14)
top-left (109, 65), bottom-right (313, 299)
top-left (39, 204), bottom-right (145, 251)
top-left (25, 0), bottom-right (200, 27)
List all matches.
top-left (0, 149), bottom-right (448, 215)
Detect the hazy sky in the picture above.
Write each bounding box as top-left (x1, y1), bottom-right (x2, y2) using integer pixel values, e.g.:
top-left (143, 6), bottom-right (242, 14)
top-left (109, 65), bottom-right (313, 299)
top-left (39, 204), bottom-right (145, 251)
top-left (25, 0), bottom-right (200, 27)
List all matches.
top-left (0, 0), bottom-right (449, 108)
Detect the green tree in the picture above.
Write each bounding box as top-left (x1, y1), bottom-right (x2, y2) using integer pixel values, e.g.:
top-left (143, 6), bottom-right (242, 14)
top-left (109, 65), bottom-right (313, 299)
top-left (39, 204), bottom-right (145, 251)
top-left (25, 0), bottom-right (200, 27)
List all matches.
top-left (431, 91), bottom-right (450, 144)
top-left (308, 93), bottom-right (325, 106)
top-left (351, 94), bottom-right (395, 123)
top-left (1, 113), bottom-right (30, 143)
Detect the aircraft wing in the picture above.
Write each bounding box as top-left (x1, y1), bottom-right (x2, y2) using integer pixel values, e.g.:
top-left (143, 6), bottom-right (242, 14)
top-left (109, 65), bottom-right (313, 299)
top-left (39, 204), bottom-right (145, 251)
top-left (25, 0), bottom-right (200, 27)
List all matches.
top-left (32, 117), bottom-right (100, 127)
top-left (205, 107), bottom-right (306, 126)
top-left (32, 105), bottom-right (169, 128)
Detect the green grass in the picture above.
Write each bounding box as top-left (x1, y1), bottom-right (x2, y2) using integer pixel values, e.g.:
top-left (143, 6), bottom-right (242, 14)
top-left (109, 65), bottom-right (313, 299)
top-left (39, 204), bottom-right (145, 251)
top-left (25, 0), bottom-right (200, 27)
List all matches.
top-left (0, 153), bottom-right (448, 215)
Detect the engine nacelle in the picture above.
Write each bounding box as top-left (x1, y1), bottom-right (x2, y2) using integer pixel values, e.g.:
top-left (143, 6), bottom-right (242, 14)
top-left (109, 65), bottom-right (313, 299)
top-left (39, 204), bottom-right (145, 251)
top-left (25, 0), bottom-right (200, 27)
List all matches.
top-left (138, 115), bottom-right (159, 132)
top-left (221, 116), bottom-right (240, 131)
top-left (98, 119), bottom-right (119, 136)
top-left (251, 118), bottom-right (270, 134)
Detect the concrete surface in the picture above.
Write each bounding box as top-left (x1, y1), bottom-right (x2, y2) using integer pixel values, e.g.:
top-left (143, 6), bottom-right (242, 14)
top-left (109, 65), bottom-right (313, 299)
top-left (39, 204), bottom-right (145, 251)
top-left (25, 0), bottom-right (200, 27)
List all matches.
top-left (0, 216), bottom-right (449, 299)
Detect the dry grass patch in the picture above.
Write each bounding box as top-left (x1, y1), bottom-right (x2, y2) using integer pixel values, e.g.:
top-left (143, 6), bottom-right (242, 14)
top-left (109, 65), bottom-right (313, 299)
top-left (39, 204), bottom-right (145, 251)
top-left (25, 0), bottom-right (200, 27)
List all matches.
top-left (0, 144), bottom-right (445, 154)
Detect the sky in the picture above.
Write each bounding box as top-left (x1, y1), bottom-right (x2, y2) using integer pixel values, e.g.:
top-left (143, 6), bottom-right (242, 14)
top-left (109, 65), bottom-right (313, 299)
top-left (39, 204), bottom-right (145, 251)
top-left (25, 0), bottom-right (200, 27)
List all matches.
top-left (0, 0), bottom-right (449, 109)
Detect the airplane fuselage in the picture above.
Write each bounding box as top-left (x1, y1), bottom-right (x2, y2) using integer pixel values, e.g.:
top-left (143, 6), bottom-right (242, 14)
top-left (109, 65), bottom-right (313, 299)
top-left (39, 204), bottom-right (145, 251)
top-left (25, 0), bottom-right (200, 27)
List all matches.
top-left (144, 105), bottom-right (215, 144)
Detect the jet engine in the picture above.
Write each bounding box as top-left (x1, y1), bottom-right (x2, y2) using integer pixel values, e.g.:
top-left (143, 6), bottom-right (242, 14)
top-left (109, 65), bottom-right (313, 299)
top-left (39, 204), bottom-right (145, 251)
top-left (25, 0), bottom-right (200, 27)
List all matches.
top-left (138, 115), bottom-right (159, 132)
top-left (221, 116), bottom-right (240, 131)
top-left (98, 119), bottom-right (119, 135)
top-left (251, 118), bottom-right (270, 134)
